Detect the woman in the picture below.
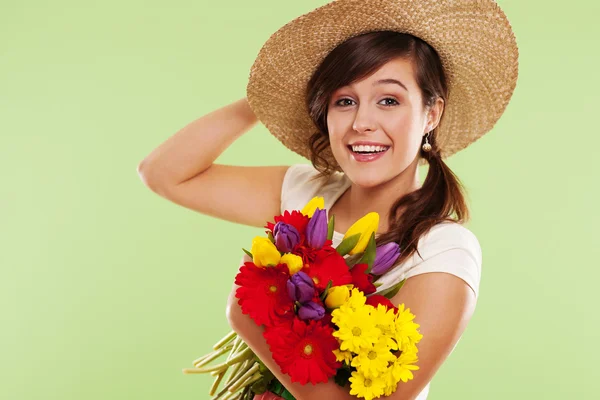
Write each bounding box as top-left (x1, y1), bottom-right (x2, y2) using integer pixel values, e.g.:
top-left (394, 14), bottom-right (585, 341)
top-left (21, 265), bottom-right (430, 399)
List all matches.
top-left (138, 1), bottom-right (518, 399)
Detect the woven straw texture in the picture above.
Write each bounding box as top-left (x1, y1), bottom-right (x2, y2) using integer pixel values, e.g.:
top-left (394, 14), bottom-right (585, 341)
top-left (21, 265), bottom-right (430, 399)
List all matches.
top-left (246, 0), bottom-right (519, 170)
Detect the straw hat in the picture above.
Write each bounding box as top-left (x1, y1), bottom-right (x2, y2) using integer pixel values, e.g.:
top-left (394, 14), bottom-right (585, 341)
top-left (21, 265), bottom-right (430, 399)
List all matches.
top-left (246, 0), bottom-right (519, 170)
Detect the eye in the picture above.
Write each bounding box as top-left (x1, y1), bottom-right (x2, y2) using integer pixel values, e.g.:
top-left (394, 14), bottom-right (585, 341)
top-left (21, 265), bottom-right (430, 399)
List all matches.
top-left (334, 98), bottom-right (355, 107)
top-left (379, 97), bottom-right (399, 106)
top-left (333, 97), bottom-right (400, 107)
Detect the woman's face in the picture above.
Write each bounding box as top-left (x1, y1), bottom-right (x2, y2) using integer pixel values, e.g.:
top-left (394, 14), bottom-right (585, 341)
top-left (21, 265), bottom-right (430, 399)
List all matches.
top-left (326, 57), bottom-right (435, 187)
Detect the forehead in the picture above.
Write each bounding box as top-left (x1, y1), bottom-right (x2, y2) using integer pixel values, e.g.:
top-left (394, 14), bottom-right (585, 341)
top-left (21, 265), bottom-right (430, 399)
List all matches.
top-left (340, 57), bottom-right (416, 92)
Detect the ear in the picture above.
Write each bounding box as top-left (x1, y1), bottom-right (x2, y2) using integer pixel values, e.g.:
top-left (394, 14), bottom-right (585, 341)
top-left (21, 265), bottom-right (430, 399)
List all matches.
top-left (425, 97), bottom-right (445, 132)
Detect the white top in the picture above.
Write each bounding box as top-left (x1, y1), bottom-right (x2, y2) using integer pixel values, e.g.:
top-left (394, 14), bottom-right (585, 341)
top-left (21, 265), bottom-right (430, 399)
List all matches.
top-left (280, 163), bottom-right (483, 399)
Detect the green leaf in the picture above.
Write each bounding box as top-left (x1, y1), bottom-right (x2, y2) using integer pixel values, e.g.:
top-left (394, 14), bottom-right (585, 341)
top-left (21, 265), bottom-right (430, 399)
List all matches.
top-left (335, 233), bottom-right (361, 257)
top-left (268, 380), bottom-right (297, 400)
top-left (374, 282), bottom-right (383, 287)
top-left (267, 231), bottom-right (275, 243)
top-left (280, 389), bottom-right (296, 400)
top-left (327, 214), bottom-right (335, 241)
top-left (359, 232), bottom-right (377, 273)
top-left (344, 252), bottom-right (364, 270)
top-left (334, 367), bottom-right (352, 387)
top-left (242, 248), bottom-right (253, 259)
top-left (319, 280), bottom-right (333, 302)
top-left (378, 279), bottom-right (407, 299)
top-left (251, 379), bottom-right (269, 395)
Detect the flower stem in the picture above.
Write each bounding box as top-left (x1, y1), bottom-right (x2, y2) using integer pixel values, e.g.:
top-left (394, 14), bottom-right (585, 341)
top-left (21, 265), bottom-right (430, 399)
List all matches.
top-left (225, 359), bottom-right (244, 384)
top-left (228, 363), bottom-right (260, 393)
top-left (226, 336), bottom-right (243, 362)
top-left (226, 346), bottom-right (253, 366)
top-left (209, 370), bottom-right (226, 396)
top-left (194, 343), bottom-right (234, 368)
top-left (213, 330), bottom-right (238, 351)
top-left (226, 359), bottom-right (252, 387)
top-left (212, 365), bottom-right (252, 400)
top-left (187, 361), bottom-right (229, 374)
top-left (229, 371), bottom-right (261, 396)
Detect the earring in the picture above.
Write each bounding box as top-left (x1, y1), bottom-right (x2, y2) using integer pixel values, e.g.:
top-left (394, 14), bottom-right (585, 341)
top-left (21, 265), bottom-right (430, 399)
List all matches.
top-left (422, 132), bottom-right (432, 152)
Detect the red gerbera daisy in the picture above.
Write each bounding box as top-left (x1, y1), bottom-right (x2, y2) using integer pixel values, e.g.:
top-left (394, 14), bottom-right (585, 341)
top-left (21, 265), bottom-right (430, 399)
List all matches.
top-left (294, 239), bottom-right (337, 268)
top-left (263, 317), bottom-right (341, 385)
top-left (365, 294), bottom-right (399, 314)
top-left (234, 262), bottom-right (294, 327)
top-left (350, 263), bottom-right (377, 295)
top-left (303, 251), bottom-right (352, 291)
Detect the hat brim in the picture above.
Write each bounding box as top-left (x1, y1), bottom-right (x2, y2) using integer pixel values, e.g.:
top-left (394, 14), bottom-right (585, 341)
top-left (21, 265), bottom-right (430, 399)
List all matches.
top-left (247, 0), bottom-right (519, 170)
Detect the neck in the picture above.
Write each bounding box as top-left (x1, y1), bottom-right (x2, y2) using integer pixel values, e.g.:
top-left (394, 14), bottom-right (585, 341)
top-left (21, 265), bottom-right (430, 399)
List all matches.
top-left (344, 157), bottom-right (422, 234)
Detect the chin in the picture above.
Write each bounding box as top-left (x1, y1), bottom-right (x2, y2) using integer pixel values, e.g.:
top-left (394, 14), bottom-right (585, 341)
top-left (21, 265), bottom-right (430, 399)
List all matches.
top-left (345, 169), bottom-right (388, 188)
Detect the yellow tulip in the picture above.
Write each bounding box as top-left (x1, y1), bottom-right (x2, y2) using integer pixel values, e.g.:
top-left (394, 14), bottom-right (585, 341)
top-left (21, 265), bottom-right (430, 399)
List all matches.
top-left (251, 236), bottom-right (281, 268)
top-left (301, 196), bottom-right (325, 218)
top-left (343, 212), bottom-right (379, 255)
top-left (280, 253), bottom-right (304, 275)
top-left (325, 285), bottom-right (351, 309)
top-left (344, 212), bottom-right (379, 254)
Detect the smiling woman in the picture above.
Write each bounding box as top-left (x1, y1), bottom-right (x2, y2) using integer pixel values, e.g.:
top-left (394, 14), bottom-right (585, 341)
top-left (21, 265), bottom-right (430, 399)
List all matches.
top-left (303, 31), bottom-right (455, 267)
top-left (240, 0), bottom-right (518, 397)
top-left (139, 0), bottom-right (519, 399)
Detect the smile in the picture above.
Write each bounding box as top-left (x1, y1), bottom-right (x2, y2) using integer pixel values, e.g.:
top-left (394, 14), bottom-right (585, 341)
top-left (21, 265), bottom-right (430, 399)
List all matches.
top-left (346, 145), bottom-right (390, 163)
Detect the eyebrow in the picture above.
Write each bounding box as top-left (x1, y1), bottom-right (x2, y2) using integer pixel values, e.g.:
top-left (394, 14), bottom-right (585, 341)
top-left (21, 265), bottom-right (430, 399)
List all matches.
top-left (373, 78), bottom-right (408, 92)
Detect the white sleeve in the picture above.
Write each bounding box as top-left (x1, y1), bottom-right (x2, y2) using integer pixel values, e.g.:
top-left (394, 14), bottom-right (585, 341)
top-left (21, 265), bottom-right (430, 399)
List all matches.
top-left (403, 223), bottom-right (483, 300)
top-left (280, 164), bottom-right (321, 214)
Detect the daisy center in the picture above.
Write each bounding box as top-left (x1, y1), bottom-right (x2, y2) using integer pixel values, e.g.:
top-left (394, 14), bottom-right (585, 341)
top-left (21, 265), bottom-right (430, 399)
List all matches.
top-left (364, 378), bottom-right (372, 387)
top-left (269, 285), bottom-right (277, 292)
top-left (368, 351), bottom-right (377, 360)
top-left (303, 344), bottom-right (313, 356)
top-left (352, 327), bottom-right (362, 336)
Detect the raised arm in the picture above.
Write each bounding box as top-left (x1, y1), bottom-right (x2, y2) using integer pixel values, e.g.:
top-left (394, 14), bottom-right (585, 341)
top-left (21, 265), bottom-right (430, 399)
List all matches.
top-left (137, 97), bottom-right (291, 228)
top-left (137, 97), bottom-right (257, 189)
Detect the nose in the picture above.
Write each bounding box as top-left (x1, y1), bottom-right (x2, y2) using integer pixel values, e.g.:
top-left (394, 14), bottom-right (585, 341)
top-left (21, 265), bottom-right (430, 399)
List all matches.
top-left (352, 104), bottom-right (376, 133)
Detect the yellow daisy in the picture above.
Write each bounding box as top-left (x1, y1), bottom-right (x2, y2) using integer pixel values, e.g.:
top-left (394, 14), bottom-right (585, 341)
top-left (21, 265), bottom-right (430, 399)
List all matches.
top-left (332, 306), bottom-right (381, 353)
top-left (370, 304), bottom-right (398, 350)
top-left (390, 346), bottom-right (420, 383)
top-left (349, 370), bottom-right (387, 400)
top-left (381, 368), bottom-right (398, 397)
top-left (346, 288), bottom-right (367, 310)
top-left (394, 304), bottom-right (423, 349)
top-left (351, 337), bottom-right (397, 378)
top-left (332, 348), bottom-right (354, 364)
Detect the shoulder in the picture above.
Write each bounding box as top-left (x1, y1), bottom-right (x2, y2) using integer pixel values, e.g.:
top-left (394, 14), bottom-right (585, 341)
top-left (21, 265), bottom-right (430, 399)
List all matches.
top-left (417, 221), bottom-right (482, 264)
top-left (281, 164), bottom-right (322, 191)
top-left (376, 221), bottom-right (483, 300)
top-left (280, 163), bottom-right (346, 214)
top-left (409, 221), bottom-right (482, 298)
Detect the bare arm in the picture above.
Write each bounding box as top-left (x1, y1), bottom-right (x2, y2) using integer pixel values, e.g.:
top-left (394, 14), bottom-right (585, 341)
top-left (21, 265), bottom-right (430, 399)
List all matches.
top-left (227, 255), bottom-right (477, 400)
top-left (137, 97), bottom-right (258, 189)
top-left (227, 255), bottom-right (357, 400)
top-left (137, 97), bottom-right (291, 228)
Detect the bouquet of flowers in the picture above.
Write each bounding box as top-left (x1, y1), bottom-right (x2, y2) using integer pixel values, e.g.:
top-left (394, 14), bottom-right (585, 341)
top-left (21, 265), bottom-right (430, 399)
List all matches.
top-left (183, 196), bottom-right (423, 400)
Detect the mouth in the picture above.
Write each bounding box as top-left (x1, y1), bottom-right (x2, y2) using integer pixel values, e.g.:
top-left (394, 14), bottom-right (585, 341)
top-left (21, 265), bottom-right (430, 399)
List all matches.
top-left (346, 145), bottom-right (391, 155)
top-left (346, 145), bottom-right (391, 162)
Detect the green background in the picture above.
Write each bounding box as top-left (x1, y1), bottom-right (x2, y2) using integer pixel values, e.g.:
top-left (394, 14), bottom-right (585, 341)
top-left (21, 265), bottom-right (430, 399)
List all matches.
top-left (1, 1), bottom-right (598, 399)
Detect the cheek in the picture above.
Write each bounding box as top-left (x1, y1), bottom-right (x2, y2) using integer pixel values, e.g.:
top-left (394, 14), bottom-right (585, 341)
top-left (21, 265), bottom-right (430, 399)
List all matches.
top-left (387, 123), bottom-right (421, 158)
top-left (326, 116), bottom-right (346, 144)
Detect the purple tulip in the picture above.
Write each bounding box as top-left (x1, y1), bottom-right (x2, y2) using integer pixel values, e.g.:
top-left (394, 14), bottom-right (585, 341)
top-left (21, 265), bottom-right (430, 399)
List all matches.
top-left (273, 222), bottom-right (300, 253)
top-left (306, 208), bottom-right (328, 249)
top-left (298, 301), bottom-right (325, 321)
top-left (286, 271), bottom-right (315, 304)
top-left (371, 242), bottom-right (401, 275)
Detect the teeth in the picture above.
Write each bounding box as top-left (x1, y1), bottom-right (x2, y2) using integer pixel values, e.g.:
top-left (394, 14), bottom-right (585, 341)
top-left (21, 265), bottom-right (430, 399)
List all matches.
top-left (351, 145), bottom-right (389, 153)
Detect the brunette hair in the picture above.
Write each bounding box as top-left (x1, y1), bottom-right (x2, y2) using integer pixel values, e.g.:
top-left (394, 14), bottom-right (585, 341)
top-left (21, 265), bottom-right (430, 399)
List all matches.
top-left (304, 30), bottom-right (470, 267)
